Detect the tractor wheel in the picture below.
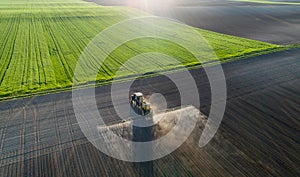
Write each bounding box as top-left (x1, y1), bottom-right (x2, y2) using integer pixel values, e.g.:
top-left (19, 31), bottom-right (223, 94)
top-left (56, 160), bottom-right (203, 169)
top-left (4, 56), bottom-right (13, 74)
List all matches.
top-left (142, 109), bottom-right (145, 116)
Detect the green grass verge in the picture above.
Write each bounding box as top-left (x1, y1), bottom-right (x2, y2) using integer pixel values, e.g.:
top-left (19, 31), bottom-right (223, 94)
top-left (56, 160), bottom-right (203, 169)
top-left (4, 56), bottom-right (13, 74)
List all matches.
top-left (289, 44), bottom-right (300, 48)
top-left (0, 0), bottom-right (286, 100)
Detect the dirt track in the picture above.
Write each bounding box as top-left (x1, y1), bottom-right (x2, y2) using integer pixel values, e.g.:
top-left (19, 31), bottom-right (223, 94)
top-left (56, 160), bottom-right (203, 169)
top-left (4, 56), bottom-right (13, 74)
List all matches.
top-left (0, 48), bottom-right (299, 176)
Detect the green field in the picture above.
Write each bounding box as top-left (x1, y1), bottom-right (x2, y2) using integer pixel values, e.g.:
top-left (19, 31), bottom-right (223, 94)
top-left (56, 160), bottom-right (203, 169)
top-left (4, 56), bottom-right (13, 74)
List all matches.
top-left (0, 0), bottom-right (283, 99)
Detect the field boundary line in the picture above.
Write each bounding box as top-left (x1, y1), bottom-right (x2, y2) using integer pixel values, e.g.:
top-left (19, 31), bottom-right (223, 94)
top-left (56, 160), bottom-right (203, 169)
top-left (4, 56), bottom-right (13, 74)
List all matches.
top-left (0, 46), bottom-right (293, 102)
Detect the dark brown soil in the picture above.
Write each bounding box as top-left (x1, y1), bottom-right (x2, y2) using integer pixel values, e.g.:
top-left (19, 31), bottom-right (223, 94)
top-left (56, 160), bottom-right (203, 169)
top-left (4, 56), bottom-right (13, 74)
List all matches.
top-left (88, 0), bottom-right (300, 45)
top-left (0, 49), bottom-right (299, 176)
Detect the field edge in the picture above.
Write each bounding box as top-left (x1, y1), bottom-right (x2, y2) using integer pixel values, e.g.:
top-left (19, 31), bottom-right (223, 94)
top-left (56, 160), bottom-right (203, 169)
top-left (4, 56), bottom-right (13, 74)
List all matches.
top-left (0, 45), bottom-right (291, 102)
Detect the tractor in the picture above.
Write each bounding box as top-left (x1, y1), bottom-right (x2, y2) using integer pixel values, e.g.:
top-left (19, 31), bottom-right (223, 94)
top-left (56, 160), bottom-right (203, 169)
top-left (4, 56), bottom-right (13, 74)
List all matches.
top-left (130, 92), bottom-right (151, 116)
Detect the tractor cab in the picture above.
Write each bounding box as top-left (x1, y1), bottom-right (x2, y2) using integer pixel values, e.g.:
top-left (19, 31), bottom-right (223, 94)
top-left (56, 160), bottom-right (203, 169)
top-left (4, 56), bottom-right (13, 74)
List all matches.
top-left (130, 92), bottom-right (151, 115)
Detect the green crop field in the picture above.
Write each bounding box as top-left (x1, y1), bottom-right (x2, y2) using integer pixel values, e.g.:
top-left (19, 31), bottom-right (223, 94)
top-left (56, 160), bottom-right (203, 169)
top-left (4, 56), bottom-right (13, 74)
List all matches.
top-left (0, 0), bottom-right (283, 99)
